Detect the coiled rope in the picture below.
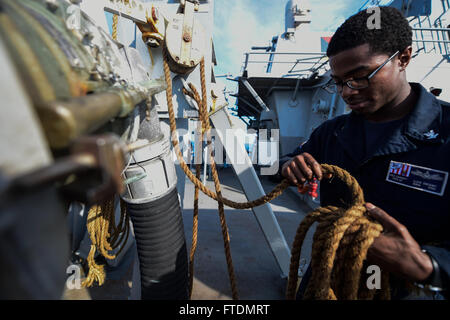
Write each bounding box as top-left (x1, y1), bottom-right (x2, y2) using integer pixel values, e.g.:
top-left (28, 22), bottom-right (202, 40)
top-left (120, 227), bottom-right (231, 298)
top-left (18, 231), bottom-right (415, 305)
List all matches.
top-left (285, 164), bottom-right (390, 300)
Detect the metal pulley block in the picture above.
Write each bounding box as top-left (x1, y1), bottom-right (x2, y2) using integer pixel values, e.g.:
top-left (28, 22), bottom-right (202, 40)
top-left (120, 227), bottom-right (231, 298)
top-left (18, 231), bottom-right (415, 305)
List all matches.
top-left (164, 0), bottom-right (206, 74)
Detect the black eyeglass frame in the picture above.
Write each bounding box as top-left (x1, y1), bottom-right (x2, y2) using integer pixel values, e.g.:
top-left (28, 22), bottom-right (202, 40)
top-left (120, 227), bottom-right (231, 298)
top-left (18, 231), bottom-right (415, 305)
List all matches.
top-left (323, 50), bottom-right (400, 94)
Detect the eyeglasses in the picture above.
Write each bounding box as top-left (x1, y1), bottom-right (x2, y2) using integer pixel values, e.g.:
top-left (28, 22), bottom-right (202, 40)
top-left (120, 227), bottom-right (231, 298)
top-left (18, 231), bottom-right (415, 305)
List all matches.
top-left (323, 50), bottom-right (399, 94)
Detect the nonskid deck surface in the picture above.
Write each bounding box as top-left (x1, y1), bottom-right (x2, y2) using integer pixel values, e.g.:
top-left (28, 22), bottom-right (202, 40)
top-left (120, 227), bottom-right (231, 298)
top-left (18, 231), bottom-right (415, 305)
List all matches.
top-left (63, 166), bottom-right (315, 300)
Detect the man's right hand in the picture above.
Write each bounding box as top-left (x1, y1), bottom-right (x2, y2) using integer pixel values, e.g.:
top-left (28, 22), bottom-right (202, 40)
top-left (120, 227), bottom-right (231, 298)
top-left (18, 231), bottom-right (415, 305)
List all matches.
top-left (281, 152), bottom-right (329, 185)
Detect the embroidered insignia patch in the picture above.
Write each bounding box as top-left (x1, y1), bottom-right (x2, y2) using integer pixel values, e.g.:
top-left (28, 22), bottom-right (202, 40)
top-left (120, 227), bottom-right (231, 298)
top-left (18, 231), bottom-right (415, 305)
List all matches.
top-left (386, 161), bottom-right (448, 196)
top-left (423, 130), bottom-right (439, 140)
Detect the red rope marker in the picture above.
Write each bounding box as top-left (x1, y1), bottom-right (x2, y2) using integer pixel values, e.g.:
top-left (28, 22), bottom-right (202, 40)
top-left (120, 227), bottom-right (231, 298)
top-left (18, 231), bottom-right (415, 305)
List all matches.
top-left (308, 178), bottom-right (318, 199)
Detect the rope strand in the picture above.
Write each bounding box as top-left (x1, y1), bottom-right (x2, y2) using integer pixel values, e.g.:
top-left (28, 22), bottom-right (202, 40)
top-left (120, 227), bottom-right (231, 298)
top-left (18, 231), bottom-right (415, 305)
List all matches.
top-left (199, 59), bottom-right (239, 299)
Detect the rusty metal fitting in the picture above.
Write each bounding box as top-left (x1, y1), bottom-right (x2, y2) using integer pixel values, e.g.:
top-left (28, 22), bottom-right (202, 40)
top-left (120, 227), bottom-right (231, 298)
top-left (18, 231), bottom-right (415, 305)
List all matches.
top-left (183, 33), bottom-right (192, 42)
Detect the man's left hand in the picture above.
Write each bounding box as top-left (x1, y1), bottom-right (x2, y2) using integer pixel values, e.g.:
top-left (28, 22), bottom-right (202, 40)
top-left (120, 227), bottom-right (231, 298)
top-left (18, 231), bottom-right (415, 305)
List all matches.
top-left (364, 202), bottom-right (434, 282)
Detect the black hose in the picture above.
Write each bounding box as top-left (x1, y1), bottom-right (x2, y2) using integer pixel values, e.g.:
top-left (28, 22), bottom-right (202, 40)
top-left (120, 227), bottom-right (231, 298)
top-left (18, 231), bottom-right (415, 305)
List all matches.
top-left (126, 187), bottom-right (189, 300)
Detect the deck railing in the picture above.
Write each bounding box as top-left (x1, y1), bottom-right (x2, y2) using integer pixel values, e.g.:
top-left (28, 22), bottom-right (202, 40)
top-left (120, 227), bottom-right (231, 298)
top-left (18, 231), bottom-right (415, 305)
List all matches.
top-left (241, 51), bottom-right (328, 78)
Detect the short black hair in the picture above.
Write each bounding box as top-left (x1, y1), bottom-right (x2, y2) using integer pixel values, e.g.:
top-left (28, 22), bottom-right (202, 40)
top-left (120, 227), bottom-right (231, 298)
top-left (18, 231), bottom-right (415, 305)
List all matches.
top-left (326, 6), bottom-right (412, 57)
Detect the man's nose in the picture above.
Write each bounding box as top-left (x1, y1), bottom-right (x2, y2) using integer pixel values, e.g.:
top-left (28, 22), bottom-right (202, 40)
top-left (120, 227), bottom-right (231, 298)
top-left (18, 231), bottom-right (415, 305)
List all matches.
top-left (340, 85), bottom-right (360, 99)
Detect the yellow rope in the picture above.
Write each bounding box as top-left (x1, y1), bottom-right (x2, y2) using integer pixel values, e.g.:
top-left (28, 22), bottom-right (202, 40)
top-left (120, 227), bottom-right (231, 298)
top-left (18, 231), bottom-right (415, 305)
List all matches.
top-left (112, 14), bottom-right (118, 41)
top-left (82, 205), bottom-right (106, 288)
top-left (82, 198), bottom-right (130, 288)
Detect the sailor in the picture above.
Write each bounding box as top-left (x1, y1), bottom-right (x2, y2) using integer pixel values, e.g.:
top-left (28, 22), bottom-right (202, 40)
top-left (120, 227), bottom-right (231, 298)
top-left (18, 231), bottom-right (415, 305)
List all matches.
top-left (280, 6), bottom-right (449, 299)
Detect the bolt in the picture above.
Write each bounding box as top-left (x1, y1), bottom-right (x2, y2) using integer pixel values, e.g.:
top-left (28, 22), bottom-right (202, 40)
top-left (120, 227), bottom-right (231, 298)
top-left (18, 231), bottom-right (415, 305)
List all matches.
top-left (45, 0), bottom-right (59, 12)
top-left (183, 33), bottom-right (192, 42)
top-left (89, 71), bottom-right (102, 81)
top-left (82, 32), bottom-right (94, 44)
top-left (108, 72), bottom-right (117, 83)
top-left (72, 58), bottom-right (81, 68)
top-left (145, 38), bottom-right (160, 48)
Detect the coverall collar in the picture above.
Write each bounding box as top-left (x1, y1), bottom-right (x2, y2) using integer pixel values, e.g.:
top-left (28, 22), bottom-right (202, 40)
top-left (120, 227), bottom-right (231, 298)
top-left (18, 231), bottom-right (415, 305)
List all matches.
top-left (403, 82), bottom-right (443, 142)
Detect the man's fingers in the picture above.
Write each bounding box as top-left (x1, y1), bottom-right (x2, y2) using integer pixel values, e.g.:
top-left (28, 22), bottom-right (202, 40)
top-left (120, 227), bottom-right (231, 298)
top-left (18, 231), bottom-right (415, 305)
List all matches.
top-left (292, 156), bottom-right (312, 180)
top-left (282, 161), bottom-right (304, 185)
top-left (302, 153), bottom-right (323, 180)
top-left (290, 160), bottom-right (307, 183)
top-left (294, 153), bottom-right (322, 180)
top-left (365, 203), bottom-right (402, 232)
top-left (282, 163), bottom-right (298, 185)
top-left (281, 153), bottom-right (323, 184)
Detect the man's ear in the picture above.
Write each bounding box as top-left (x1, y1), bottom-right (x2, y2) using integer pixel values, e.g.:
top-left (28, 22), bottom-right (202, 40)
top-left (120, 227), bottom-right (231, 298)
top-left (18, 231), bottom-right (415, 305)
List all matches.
top-left (398, 46), bottom-right (413, 71)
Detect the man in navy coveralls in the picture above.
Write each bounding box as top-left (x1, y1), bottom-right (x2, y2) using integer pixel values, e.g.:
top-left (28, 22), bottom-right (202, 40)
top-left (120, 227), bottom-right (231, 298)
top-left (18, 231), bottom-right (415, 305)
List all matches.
top-left (280, 6), bottom-right (449, 299)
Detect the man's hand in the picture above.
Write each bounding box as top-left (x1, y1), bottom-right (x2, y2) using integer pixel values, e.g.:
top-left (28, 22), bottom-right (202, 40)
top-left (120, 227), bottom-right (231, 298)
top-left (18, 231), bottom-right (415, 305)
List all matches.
top-left (365, 203), bottom-right (433, 282)
top-left (281, 152), bottom-right (331, 185)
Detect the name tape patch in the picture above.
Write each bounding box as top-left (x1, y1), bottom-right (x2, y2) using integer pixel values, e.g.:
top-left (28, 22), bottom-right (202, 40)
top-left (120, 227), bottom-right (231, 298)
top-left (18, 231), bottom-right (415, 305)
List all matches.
top-left (386, 161), bottom-right (448, 196)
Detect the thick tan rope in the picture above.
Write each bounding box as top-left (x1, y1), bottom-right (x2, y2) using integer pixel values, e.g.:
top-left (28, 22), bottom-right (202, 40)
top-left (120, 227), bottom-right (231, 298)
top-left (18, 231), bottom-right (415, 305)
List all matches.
top-left (188, 84), bottom-right (205, 298)
top-left (286, 164), bottom-right (390, 300)
top-left (163, 46), bottom-right (239, 298)
top-left (188, 163), bottom-right (201, 298)
top-left (199, 59), bottom-right (239, 299)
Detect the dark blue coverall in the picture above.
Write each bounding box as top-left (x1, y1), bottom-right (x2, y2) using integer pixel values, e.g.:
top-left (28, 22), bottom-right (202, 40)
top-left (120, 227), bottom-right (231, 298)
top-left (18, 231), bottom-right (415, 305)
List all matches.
top-left (279, 83), bottom-right (449, 299)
